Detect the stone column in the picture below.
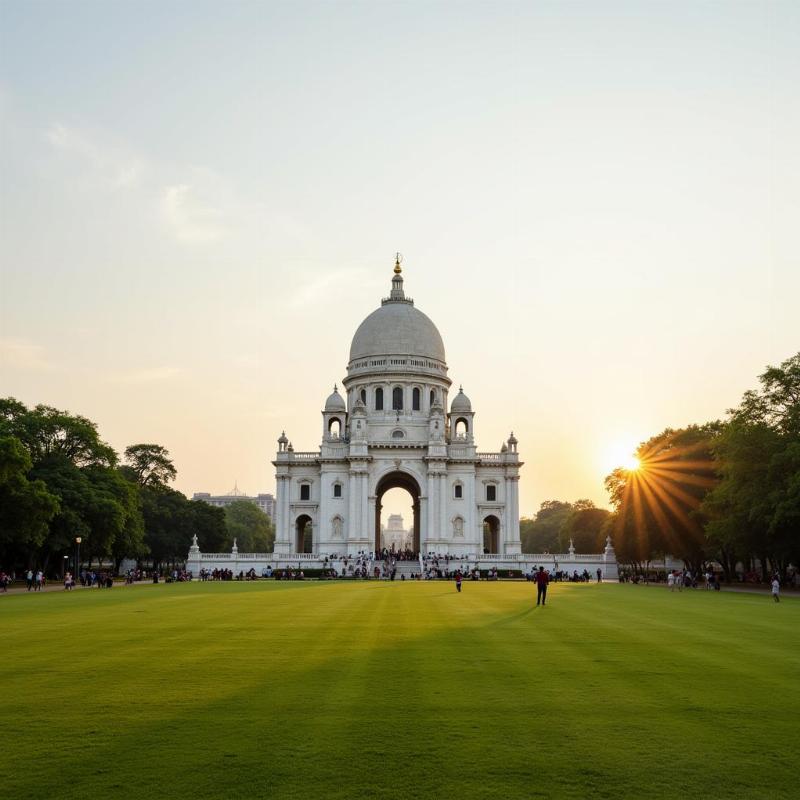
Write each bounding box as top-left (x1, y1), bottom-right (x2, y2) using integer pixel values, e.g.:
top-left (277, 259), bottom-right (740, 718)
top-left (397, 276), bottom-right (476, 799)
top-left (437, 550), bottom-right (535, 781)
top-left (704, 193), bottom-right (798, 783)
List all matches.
top-left (348, 471), bottom-right (357, 549)
top-left (360, 473), bottom-right (369, 549)
top-left (368, 495), bottom-right (376, 555)
top-left (418, 495), bottom-right (428, 550)
top-left (274, 475), bottom-right (291, 554)
top-left (439, 472), bottom-right (448, 545)
top-left (427, 472), bottom-right (437, 548)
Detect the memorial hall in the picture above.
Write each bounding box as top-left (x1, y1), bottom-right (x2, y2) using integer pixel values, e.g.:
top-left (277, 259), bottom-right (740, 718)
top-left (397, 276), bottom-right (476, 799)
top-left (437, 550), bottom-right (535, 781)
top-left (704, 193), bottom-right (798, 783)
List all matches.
top-left (272, 257), bottom-right (523, 557)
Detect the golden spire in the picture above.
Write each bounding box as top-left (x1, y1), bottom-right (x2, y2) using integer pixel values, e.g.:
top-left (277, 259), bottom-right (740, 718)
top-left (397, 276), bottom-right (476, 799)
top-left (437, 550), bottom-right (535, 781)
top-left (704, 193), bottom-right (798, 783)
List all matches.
top-left (394, 252), bottom-right (403, 274)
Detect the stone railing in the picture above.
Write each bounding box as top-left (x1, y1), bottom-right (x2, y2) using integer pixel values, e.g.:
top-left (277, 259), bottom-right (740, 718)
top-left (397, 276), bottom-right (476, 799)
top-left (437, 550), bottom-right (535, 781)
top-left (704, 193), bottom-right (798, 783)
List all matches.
top-left (196, 551), bottom-right (609, 564)
top-left (291, 452), bottom-right (319, 460)
top-left (479, 553), bottom-right (533, 561)
top-left (448, 445), bottom-right (475, 459)
top-left (477, 452), bottom-right (502, 461)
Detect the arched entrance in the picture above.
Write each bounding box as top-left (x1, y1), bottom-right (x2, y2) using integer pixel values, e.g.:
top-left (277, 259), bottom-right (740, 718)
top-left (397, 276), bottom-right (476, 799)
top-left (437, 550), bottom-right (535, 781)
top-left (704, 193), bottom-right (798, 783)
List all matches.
top-left (375, 471), bottom-right (421, 556)
top-left (483, 515), bottom-right (500, 554)
top-left (295, 514), bottom-right (313, 553)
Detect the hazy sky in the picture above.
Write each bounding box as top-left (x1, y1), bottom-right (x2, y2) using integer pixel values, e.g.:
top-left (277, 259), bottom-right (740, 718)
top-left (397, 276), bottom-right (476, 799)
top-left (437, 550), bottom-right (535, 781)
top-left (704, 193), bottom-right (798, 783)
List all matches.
top-left (1, 0), bottom-right (798, 521)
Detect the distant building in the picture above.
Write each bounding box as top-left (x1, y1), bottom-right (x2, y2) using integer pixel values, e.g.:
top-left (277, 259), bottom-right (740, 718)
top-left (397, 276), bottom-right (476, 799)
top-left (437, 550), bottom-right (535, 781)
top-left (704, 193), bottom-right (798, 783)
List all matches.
top-left (381, 514), bottom-right (412, 550)
top-left (192, 484), bottom-right (275, 519)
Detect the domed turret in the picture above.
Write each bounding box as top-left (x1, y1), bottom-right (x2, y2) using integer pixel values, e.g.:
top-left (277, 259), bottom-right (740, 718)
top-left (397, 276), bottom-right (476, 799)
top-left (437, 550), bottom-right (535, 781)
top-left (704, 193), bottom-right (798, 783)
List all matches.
top-left (450, 386), bottom-right (472, 413)
top-left (324, 384), bottom-right (346, 412)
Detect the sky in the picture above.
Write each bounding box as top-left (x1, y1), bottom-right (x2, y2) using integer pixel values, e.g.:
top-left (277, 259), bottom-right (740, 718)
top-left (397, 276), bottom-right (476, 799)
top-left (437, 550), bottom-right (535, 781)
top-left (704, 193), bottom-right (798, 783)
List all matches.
top-left (1, 0), bottom-right (798, 522)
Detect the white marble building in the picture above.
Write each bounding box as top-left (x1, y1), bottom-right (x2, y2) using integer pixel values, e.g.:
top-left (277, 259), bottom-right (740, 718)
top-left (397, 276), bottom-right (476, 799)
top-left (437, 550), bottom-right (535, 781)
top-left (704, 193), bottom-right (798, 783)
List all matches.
top-left (272, 258), bottom-right (522, 557)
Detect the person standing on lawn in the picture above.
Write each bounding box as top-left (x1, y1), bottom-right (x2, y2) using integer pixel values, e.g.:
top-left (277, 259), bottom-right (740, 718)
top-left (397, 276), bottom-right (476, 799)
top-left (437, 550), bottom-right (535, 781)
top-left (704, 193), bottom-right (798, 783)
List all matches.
top-left (772, 575), bottom-right (780, 603)
top-left (455, 570), bottom-right (462, 593)
top-left (535, 567), bottom-right (549, 606)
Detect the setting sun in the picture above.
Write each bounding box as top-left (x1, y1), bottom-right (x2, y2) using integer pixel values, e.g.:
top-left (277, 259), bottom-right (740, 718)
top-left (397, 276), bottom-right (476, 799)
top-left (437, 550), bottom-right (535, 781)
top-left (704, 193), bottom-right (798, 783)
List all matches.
top-left (623, 455), bottom-right (641, 472)
top-left (600, 439), bottom-right (642, 475)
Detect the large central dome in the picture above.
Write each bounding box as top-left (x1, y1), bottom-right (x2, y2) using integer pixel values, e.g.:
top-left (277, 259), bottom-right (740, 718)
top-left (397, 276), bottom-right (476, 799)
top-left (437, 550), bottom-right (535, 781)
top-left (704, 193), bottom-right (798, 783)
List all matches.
top-left (348, 260), bottom-right (446, 365)
top-left (349, 302), bottom-right (446, 363)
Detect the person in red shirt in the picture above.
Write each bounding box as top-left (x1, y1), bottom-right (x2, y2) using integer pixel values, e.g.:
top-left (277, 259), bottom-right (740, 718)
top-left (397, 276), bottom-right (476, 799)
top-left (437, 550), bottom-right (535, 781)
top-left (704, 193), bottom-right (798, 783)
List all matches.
top-left (455, 570), bottom-right (462, 593)
top-left (535, 567), bottom-right (549, 606)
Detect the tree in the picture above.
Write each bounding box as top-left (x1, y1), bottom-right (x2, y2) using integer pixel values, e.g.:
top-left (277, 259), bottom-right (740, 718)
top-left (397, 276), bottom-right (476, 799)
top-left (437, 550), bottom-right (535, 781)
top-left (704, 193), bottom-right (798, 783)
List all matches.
top-left (0, 437), bottom-right (60, 563)
top-left (605, 424), bottom-right (721, 570)
top-left (141, 487), bottom-right (226, 571)
top-left (123, 444), bottom-right (177, 488)
top-left (703, 353), bottom-right (800, 579)
top-left (28, 456), bottom-right (140, 572)
top-left (560, 504), bottom-right (611, 553)
top-left (521, 501), bottom-right (573, 553)
top-left (223, 500), bottom-right (275, 552)
top-left (0, 402), bottom-right (116, 468)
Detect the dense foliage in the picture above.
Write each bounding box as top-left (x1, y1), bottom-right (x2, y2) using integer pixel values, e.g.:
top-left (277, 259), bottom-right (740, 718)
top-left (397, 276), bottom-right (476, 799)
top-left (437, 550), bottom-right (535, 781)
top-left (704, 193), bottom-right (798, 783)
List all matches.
top-left (0, 400), bottom-right (249, 575)
top-left (521, 354), bottom-right (798, 579)
top-left (604, 354), bottom-right (799, 578)
top-left (520, 499), bottom-right (610, 554)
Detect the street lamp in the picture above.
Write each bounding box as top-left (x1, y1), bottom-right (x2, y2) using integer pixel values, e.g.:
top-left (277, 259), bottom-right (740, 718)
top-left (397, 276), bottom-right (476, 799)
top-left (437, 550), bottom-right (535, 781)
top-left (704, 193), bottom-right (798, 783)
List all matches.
top-left (75, 537), bottom-right (82, 582)
top-left (63, 554), bottom-right (68, 580)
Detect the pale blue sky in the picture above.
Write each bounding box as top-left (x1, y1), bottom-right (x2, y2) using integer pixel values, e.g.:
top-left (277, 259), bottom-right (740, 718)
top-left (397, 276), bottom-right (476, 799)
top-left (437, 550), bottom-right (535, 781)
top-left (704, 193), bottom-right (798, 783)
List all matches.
top-left (1, 0), bottom-right (798, 518)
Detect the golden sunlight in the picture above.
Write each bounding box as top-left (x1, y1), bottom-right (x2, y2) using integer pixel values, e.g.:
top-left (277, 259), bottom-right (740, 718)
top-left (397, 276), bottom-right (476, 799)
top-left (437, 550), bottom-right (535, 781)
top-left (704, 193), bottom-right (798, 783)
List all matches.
top-left (600, 439), bottom-right (642, 475)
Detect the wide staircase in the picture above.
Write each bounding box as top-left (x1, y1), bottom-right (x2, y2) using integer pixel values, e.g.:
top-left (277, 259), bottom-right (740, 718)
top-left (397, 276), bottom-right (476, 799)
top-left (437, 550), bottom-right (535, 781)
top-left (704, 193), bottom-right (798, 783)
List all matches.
top-left (379, 559), bottom-right (422, 579)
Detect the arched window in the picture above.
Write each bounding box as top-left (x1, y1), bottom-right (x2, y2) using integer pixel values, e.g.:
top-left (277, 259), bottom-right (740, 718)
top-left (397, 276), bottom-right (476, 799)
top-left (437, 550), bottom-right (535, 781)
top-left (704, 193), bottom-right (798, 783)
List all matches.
top-left (454, 417), bottom-right (468, 437)
top-left (392, 387), bottom-right (403, 410)
top-left (375, 387), bottom-right (384, 410)
top-left (429, 389), bottom-right (435, 407)
top-left (328, 417), bottom-right (341, 437)
top-left (360, 389), bottom-right (366, 405)
top-left (391, 429), bottom-right (405, 439)
top-left (412, 387), bottom-right (420, 411)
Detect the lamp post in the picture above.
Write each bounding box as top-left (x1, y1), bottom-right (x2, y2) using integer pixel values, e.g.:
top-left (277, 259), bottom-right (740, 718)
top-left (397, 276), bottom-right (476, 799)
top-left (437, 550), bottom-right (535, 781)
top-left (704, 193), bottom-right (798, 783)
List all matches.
top-left (63, 554), bottom-right (68, 580)
top-left (75, 537), bottom-right (82, 582)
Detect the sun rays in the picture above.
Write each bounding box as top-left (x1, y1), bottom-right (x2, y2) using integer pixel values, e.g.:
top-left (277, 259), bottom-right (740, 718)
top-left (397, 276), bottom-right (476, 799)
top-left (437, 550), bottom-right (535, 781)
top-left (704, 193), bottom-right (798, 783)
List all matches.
top-left (605, 430), bottom-right (719, 558)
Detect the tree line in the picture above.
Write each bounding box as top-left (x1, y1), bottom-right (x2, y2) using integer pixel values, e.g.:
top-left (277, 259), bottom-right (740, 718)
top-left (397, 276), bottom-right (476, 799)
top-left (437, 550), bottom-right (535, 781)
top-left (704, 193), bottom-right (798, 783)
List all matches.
top-left (522, 353), bottom-right (799, 581)
top-left (0, 399), bottom-right (274, 575)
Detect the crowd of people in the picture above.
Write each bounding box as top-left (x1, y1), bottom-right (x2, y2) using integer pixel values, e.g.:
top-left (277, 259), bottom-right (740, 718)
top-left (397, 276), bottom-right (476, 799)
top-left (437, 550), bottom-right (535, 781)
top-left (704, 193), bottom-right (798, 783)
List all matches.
top-left (2, 560), bottom-right (794, 597)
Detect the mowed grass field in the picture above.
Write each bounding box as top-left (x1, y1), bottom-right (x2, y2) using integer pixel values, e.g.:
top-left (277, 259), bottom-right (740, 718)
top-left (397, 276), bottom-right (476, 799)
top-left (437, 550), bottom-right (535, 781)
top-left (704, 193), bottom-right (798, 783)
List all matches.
top-left (1, 581), bottom-right (798, 799)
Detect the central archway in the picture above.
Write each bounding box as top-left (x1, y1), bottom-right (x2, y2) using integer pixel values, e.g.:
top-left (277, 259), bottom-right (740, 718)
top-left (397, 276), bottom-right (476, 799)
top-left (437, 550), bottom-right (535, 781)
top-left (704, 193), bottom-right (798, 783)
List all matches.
top-left (375, 471), bottom-right (421, 556)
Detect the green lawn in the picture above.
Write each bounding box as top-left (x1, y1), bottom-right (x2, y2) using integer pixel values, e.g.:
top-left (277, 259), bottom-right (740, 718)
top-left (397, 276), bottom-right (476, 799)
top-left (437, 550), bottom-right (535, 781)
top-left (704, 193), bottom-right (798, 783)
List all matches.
top-left (1, 581), bottom-right (798, 799)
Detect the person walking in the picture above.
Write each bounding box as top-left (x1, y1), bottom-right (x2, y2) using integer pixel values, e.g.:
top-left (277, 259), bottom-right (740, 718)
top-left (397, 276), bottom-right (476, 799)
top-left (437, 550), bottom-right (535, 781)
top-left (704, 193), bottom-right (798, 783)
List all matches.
top-left (535, 567), bottom-right (549, 606)
top-left (772, 575), bottom-right (780, 603)
top-left (26, 569), bottom-right (33, 591)
top-left (596, 568), bottom-right (602, 583)
top-left (455, 570), bottom-right (462, 593)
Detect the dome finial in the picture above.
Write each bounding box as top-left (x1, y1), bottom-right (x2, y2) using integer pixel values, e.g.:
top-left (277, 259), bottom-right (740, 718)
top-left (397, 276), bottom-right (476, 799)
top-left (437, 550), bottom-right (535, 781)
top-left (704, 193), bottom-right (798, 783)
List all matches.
top-left (394, 252), bottom-right (403, 274)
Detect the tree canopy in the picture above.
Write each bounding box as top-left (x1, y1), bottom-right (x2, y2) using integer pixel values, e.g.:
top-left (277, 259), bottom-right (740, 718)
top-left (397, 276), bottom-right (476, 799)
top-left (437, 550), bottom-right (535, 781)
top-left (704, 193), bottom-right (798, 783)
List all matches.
top-left (0, 399), bottom-right (228, 575)
top-left (602, 353), bottom-right (799, 579)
